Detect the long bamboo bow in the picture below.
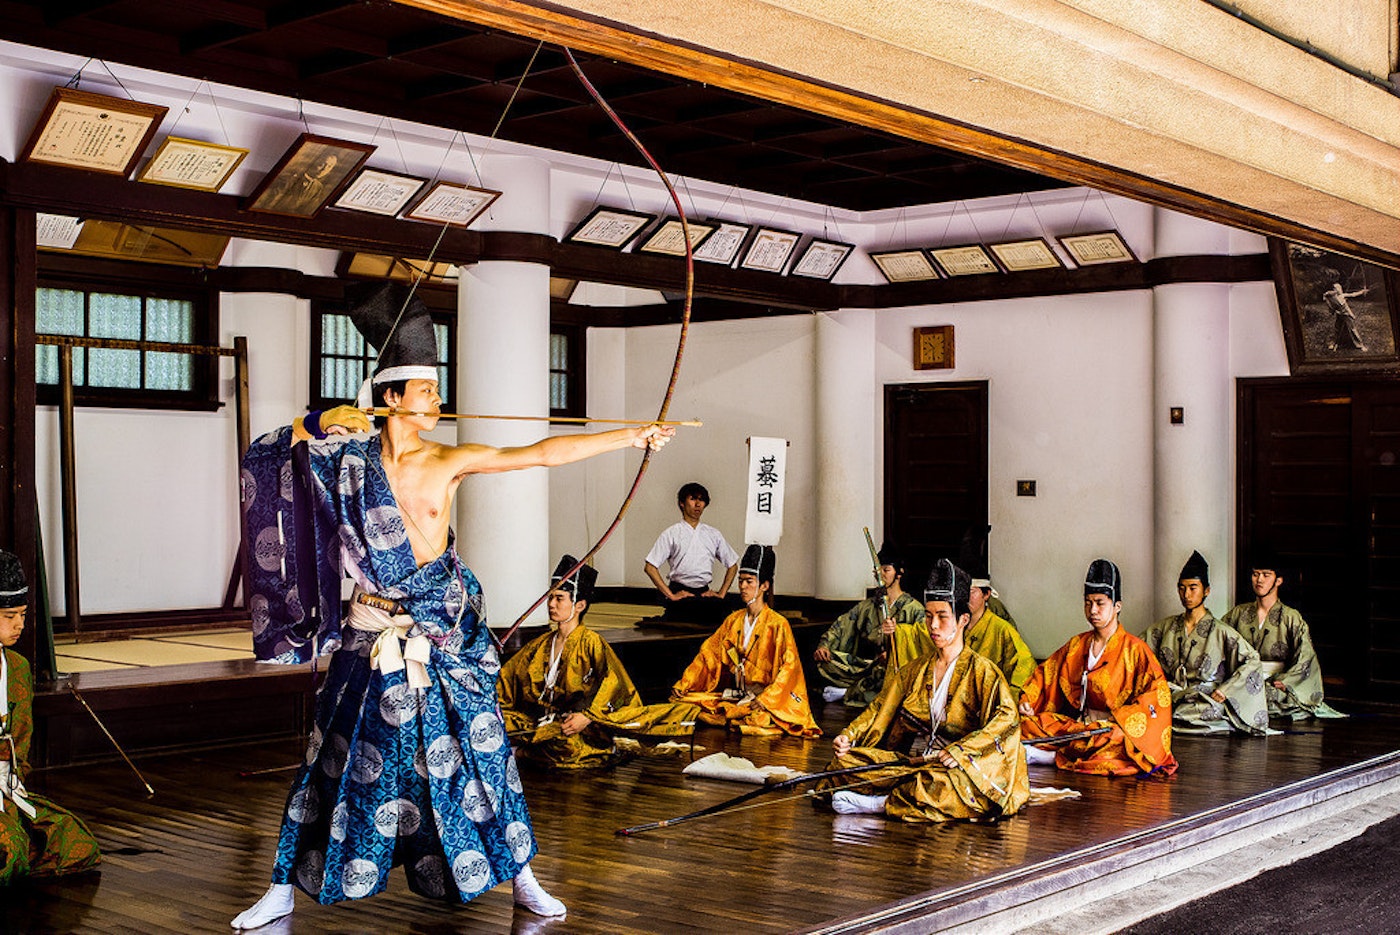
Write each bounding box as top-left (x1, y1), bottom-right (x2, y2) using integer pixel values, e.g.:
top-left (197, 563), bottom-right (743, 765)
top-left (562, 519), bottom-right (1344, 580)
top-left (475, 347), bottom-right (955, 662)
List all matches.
top-left (493, 47), bottom-right (696, 650)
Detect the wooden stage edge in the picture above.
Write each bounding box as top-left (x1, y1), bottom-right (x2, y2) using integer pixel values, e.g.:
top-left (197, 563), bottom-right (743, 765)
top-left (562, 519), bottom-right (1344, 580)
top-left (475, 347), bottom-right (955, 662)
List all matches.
top-left (809, 749), bottom-right (1400, 934)
top-left (11, 704), bottom-right (1400, 934)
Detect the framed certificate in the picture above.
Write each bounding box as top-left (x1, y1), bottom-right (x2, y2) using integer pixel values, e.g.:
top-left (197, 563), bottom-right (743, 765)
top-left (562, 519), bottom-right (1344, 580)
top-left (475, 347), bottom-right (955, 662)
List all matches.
top-left (402, 180), bottom-right (501, 227)
top-left (739, 227), bottom-right (801, 274)
top-left (21, 87), bottom-right (168, 177)
top-left (138, 136), bottom-right (248, 191)
top-left (334, 167), bottom-right (429, 216)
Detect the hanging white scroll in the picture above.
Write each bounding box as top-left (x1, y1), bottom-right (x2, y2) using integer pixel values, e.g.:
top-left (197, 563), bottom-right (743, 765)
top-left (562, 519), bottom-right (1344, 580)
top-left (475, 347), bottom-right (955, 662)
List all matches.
top-left (744, 436), bottom-right (787, 546)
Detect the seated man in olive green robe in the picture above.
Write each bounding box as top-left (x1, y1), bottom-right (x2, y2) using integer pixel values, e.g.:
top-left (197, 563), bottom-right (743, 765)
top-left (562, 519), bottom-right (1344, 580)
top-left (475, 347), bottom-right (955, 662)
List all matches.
top-left (813, 543), bottom-right (925, 708)
top-left (1220, 549), bottom-right (1345, 720)
top-left (499, 556), bottom-right (699, 768)
top-left (0, 550), bottom-right (101, 883)
top-left (1144, 551), bottom-right (1268, 735)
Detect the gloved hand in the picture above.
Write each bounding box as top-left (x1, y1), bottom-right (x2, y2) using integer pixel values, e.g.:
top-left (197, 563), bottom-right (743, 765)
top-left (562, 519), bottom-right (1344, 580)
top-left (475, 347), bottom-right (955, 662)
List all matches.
top-left (292, 404), bottom-right (372, 443)
top-left (320, 405), bottom-right (372, 435)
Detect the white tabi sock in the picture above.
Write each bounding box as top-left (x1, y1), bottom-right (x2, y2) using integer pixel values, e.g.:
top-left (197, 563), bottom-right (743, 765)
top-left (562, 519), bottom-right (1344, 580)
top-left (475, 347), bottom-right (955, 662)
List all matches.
top-left (821, 686), bottom-right (847, 703)
top-left (513, 863), bottom-right (567, 918)
top-left (1024, 744), bottom-right (1058, 765)
top-left (231, 883), bottom-right (294, 930)
top-left (831, 790), bottom-right (889, 815)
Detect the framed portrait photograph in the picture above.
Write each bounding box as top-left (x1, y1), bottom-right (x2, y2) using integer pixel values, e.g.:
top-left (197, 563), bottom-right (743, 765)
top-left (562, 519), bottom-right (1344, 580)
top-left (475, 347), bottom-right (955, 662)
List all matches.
top-left (1058, 230), bottom-right (1137, 266)
top-left (137, 136), bottom-right (248, 191)
top-left (638, 217), bottom-right (717, 256)
top-left (739, 227), bottom-right (802, 274)
top-left (20, 87), bottom-right (169, 177)
top-left (333, 167), bottom-right (429, 216)
top-left (928, 244), bottom-right (1001, 277)
top-left (790, 238), bottom-right (855, 280)
top-left (870, 249), bottom-right (941, 283)
top-left (566, 206), bottom-right (655, 249)
top-left (1270, 239), bottom-right (1400, 374)
top-left (403, 180), bottom-right (501, 227)
top-left (246, 134), bottom-right (375, 218)
top-left (988, 237), bottom-right (1064, 272)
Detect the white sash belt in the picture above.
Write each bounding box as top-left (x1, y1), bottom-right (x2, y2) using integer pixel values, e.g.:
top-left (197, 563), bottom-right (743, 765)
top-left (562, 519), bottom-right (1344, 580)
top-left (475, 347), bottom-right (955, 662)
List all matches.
top-left (1260, 661), bottom-right (1285, 678)
top-left (0, 761), bottom-right (37, 820)
top-left (348, 587), bottom-right (432, 690)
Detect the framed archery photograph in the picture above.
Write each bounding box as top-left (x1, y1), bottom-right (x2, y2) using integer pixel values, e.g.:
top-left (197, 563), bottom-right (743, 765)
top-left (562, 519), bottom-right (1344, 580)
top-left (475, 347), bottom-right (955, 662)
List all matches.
top-left (246, 133), bottom-right (375, 218)
top-left (1058, 230), bottom-right (1137, 266)
top-left (739, 227), bottom-right (801, 274)
top-left (638, 217), bottom-right (717, 256)
top-left (403, 180), bottom-right (500, 227)
top-left (928, 243), bottom-right (1000, 277)
top-left (334, 167), bottom-right (429, 216)
top-left (790, 238), bottom-right (855, 280)
top-left (870, 249), bottom-right (941, 283)
top-left (566, 206), bottom-right (655, 249)
top-left (1270, 238), bottom-right (1400, 375)
top-left (988, 237), bottom-right (1064, 272)
top-left (20, 86), bottom-right (169, 177)
top-left (137, 136), bottom-right (248, 191)
top-left (691, 221), bottom-right (753, 265)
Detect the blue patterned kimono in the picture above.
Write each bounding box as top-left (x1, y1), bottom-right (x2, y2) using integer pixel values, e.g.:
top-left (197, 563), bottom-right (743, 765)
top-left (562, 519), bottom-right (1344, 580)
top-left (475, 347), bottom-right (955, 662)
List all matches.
top-left (242, 427), bottom-right (535, 905)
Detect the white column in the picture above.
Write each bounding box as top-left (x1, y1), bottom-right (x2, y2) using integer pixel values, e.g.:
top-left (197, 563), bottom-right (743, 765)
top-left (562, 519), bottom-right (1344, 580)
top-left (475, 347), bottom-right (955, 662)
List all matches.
top-left (455, 155), bottom-right (552, 628)
top-left (814, 310), bottom-right (878, 600)
top-left (1152, 282), bottom-right (1233, 620)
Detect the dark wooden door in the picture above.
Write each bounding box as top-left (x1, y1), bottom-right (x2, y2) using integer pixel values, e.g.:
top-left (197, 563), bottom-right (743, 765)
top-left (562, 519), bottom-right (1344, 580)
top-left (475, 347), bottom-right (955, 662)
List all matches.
top-left (884, 382), bottom-right (988, 582)
top-left (1239, 379), bottom-right (1400, 703)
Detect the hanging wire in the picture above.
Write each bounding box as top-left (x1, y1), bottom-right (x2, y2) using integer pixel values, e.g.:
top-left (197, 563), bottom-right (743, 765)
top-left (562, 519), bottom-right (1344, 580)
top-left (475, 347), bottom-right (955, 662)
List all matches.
top-left (97, 60), bottom-right (136, 100)
top-left (63, 58), bottom-right (93, 89)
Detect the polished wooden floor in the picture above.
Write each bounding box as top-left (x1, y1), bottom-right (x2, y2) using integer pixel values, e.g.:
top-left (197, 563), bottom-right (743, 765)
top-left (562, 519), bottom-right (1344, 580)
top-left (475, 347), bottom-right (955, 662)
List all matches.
top-left (6, 705), bottom-right (1400, 935)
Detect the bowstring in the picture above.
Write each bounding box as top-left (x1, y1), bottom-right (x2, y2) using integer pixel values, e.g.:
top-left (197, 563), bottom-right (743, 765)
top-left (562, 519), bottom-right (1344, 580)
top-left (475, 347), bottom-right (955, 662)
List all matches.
top-left (369, 40), bottom-right (545, 374)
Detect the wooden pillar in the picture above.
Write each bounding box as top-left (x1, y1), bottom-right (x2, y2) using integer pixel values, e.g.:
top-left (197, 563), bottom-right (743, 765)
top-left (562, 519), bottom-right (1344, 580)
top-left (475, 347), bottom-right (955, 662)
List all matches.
top-left (0, 206), bottom-right (38, 662)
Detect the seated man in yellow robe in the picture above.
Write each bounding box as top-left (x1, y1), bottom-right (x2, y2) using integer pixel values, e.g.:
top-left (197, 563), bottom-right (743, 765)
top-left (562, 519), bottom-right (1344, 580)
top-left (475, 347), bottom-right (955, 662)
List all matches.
top-left (672, 545), bottom-right (820, 738)
top-left (1144, 550), bottom-right (1268, 735)
top-left (1019, 559), bottom-right (1178, 777)
top-left (817, 559), bottom-right (1028, 822)
top-left (964, 568), bottom-right (1035, 701)
top-left (0, 550), bottom-right (101, 883)
top-left (499, 556), bottom-right (699, 769)
top-left (813, 542), bottom-right (925, 708)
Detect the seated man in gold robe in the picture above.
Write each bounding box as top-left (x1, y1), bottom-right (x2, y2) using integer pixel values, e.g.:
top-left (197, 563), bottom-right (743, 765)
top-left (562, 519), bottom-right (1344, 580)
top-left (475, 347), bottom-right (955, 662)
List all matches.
top-left (1220, 547), bottom-right (1345, 720)
top-left (499, 556), bottom-right (699, 769)
top-left (672, 545), bottom-right (820, 738)
top-left (817, 559), bottom-right (1028, 822)
top-left (1019, 559), bottom-right (1178, 777)
top-left (0, 550), bottom-right (101, 883)
top-left (1144, 550), bottom-right (1268, 735)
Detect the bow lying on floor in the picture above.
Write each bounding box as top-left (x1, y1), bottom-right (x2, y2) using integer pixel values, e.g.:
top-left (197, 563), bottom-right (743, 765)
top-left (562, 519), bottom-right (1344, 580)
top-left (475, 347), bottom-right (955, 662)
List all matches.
top-left (616, 726), bottom-right (1113, 836)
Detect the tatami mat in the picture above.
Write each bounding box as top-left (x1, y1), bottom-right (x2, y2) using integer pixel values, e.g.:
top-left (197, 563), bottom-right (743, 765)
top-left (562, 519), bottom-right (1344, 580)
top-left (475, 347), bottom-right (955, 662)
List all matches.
top-left (56, 639), bottom-right (248, 668)
top-left (153, 630), bottom-right (254, 651)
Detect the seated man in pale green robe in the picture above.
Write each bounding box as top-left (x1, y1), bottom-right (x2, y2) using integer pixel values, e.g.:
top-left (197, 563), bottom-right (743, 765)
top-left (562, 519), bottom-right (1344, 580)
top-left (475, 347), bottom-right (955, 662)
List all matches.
top-left (1221, 549), bottom-right (1345, 720)
top-left (814, 543), bottom-right (924, 708)
top-left (1143, 551), bottom-right (1268, 735)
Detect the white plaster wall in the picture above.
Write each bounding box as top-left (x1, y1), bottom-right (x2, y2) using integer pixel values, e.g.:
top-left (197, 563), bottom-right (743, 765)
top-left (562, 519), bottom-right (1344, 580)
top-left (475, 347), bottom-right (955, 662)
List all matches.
top-left (871, 291), bottom-right (1155, 658)
top-left (617, 316), bottom-right (819, 597)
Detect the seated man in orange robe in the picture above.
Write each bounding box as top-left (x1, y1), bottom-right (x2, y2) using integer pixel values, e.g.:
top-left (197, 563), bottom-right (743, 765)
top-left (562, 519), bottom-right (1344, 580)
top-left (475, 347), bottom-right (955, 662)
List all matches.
top-left (1018, 558), bottom-right (1177, 777)
top-left (672, 545), bottom-right (820, 738)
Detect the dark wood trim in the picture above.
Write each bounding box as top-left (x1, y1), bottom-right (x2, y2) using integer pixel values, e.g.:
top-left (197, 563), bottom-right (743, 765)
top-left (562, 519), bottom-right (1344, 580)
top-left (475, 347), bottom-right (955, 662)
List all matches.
top-left (397, 0), bottom-right (1400, 270)
top-left (0, 206), bottom-right (39, 663)
top-left (4, 160), bottom-right (1285, 322)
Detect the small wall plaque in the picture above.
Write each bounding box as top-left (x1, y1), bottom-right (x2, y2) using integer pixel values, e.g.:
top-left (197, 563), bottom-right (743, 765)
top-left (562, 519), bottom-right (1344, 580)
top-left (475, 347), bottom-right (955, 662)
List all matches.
top-left (913, 325), bottom-right (955, 371)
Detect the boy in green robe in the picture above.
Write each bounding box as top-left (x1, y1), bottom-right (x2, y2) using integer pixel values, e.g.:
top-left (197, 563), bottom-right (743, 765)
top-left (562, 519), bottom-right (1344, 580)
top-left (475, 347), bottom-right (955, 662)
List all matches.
top-left (1221, 548), bottom-right (1345, 720)
top-left (1144, 551), bottom-right (1269, 734)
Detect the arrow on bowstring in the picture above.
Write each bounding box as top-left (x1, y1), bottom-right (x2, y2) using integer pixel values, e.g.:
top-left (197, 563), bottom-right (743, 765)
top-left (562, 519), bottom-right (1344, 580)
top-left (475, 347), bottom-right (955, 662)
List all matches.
top-left (491, 45), bottom-right (696, 651)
